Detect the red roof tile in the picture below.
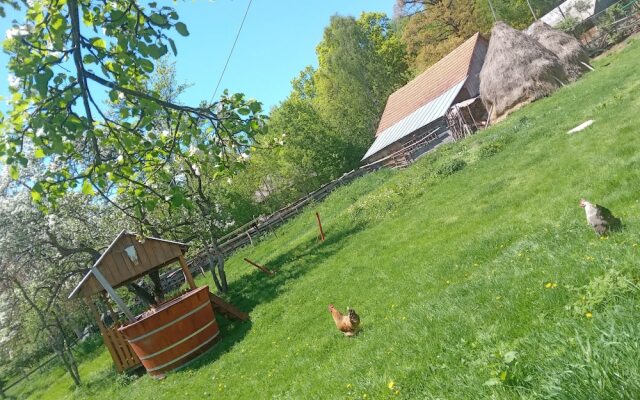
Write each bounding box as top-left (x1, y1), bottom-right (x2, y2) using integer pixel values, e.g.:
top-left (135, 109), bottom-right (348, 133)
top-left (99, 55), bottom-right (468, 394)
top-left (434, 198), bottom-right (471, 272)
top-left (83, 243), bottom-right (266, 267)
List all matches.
top-left (376, 33), bottom-right (488, 136)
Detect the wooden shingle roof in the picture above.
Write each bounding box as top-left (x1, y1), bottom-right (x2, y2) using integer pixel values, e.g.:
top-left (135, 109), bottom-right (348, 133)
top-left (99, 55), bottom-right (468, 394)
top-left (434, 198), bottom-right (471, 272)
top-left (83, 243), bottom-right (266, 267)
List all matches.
top-left (376, 33), bottom-right (488, 137)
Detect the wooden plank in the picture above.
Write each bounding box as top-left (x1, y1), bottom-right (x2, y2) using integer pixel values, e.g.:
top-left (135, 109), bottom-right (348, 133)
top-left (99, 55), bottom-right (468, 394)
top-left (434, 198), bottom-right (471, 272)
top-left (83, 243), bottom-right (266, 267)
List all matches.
top-left (209, 292), bottom-right (249, 321)
top-left (243, 258), bottom-right (274, 276)
top-left (178, 256), bottom-right (197, 290)
top-left (100, 252), bottom-right (119, 286)
top-left (91, 266), bottom-right (135, 322)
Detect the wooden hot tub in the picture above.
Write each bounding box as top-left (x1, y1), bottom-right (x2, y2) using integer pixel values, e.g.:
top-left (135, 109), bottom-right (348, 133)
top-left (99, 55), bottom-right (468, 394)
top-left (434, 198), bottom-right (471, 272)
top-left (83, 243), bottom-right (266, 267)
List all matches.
top-left (118, 286), bottom-right (220, 376)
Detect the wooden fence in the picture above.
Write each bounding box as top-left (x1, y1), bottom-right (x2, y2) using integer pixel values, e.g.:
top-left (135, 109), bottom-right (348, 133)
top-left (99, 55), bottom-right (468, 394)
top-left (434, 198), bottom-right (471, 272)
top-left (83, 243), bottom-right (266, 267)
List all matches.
top-left (160, 128), bottom-right (450, 290)
top-left (155, 165), bottom-right (377, 292)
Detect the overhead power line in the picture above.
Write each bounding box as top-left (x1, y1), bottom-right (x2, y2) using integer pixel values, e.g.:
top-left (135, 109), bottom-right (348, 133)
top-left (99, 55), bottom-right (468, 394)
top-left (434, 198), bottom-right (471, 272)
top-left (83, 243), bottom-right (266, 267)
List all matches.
top-left (210, 0), bottom-right (253, 103)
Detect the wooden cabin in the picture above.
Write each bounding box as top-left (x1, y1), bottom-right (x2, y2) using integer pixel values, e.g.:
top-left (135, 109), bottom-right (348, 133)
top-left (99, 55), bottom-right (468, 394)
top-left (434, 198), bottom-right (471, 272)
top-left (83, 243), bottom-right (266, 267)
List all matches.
top-left (361, 33), bottom-right (489, 167)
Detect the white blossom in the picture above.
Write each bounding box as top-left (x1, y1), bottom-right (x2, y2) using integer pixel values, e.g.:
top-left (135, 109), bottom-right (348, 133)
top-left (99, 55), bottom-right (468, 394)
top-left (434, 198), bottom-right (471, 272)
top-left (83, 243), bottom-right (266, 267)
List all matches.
top-left (8, 74), bottom-right (21, 89)
top-left (5, 25), bottom-right (30, 40)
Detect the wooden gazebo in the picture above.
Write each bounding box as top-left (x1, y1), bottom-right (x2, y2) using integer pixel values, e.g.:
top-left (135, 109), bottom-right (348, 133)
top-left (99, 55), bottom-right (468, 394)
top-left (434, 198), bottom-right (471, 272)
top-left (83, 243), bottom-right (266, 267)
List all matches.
top-left (69, 231), bottom-right (240, 376)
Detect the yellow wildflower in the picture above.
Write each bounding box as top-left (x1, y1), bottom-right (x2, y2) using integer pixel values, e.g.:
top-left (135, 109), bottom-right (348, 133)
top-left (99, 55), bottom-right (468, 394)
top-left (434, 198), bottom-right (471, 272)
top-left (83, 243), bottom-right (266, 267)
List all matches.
top-left (388, 380), bottom-right (395, 389)
top-left (585, 311), bottom-right (593, 319)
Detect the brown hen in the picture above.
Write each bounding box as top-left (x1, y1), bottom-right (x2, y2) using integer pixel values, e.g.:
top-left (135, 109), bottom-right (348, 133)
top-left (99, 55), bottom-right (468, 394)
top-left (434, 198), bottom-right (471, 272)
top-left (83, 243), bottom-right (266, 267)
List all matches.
top-left (328, 304), bottom-right (360, 337)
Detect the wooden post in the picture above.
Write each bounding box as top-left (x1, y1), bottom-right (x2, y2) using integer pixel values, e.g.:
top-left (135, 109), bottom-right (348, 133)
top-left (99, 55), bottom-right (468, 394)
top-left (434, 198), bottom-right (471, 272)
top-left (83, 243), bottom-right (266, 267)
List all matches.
top-left (101, 293), bottom-right (118, 326)
top-left (316, 212), bottom-right (325, 242)
top-left (90, 266), bottom-right (135, 322)
top-left (243, 258), bottom-right (274, 276)
top-left (178, 255), bottom-right (197, 290)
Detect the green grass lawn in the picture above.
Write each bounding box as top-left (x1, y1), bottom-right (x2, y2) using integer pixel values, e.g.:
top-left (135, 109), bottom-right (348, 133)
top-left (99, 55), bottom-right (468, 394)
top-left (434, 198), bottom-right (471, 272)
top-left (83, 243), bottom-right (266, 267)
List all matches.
top-left (9, 37), bottom-right (640, 399)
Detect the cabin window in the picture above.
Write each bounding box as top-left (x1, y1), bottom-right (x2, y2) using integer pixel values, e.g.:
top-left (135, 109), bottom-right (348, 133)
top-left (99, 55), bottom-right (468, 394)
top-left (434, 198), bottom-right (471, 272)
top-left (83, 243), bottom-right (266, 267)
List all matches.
top-left (124, 246), bottom-right (140, 265)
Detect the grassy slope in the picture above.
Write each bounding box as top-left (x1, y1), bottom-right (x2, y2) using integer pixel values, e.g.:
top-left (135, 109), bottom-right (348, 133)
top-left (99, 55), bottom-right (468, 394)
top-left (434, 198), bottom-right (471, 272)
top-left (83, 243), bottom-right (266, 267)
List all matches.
top-left (10, 38), bottom-right (640, 399)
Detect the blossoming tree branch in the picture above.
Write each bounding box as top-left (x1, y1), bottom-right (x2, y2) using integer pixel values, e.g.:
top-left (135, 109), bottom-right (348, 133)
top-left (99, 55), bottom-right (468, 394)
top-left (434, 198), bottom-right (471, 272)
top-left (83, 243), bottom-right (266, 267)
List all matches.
top-left (0, 0), bottom-right (266, 292)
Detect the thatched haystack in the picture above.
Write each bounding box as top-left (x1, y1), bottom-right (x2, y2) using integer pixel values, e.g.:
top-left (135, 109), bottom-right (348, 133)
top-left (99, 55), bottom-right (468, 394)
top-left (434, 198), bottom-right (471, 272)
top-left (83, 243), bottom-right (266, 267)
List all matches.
top-left (526, 20), bottom-right (590, 81)
top-left (480, 22), bottom-right (567, 121)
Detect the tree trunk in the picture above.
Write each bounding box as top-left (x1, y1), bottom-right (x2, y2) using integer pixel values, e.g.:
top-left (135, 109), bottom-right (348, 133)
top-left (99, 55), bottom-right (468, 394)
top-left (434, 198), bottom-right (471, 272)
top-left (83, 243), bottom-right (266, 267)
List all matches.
top-left (148, 270), bottom-right (165, 302)
top-left (127, 283), bottom-right (156, 307)
top-left (211, 238), bottom-right (228, 293)
top-left (11, 278), bottom-right (82, 386)
top-left (206, 249), bottom-right (224, 293)
top-left (52, 311), bottom-right (81, 385)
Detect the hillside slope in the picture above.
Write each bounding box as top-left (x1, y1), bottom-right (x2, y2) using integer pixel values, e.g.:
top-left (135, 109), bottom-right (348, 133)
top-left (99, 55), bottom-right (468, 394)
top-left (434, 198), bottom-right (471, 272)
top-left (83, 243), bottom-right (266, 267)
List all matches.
top-left (11, 37), bottom-right (640, 400)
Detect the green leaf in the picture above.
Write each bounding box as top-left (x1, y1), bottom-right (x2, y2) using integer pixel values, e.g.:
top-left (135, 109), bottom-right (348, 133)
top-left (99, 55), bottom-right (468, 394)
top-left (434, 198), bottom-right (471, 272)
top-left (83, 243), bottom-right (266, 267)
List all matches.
top-left (8, 165), bottom-right (19, 180)
top-left (110, 10), bottom-right (125, 21)
top-left (34, 148), bottom-right (46, 158)
top-left (83, 54), bottom-right (98, 64)
top-left (146, 44), bottom-right (168, 59)
top-left (170, 192), bottom-right (184, 208)
top-left (82, 180), bottom-right (95, 195)
top-left (174, 22), bottom-right (189, 36)
top-left (149, 13), bottom-right (168, 26)
top-left (139, 59), bottom-right (154, 73)
top-left (65, 114), bottom-right (83, 130)
top-left (168, 38), bottom-right (177, 56)
top-left (90, 37), bottom-right (107, 50)
top-left (34, 69), bottom-right (54, 97)
top-left (31, 189), bottom-right (42, 201)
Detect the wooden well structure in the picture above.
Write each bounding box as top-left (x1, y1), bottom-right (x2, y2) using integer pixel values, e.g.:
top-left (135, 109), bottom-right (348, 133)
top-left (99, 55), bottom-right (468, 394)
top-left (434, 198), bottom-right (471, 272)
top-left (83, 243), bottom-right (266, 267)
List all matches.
top-left (69, 231), bottom-right (223, 375)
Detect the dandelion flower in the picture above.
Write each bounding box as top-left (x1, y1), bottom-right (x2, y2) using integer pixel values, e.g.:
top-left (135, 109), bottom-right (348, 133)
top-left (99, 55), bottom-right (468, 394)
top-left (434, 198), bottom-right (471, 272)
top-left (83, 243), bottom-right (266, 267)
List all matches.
top-left (388, 380), bottom-right (395, 389)
top-left (585, 311), bottom-right (593, 319)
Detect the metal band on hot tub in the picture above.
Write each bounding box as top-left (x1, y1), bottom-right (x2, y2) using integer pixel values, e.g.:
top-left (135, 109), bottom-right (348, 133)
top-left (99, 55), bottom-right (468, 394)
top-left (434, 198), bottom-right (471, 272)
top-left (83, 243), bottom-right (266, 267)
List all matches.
top-left (145, 330), bottom-right (220, 372)
top-left (139, 320), bottom-right (217, 361)
top-left (127, 301), bottom-right (211, 343)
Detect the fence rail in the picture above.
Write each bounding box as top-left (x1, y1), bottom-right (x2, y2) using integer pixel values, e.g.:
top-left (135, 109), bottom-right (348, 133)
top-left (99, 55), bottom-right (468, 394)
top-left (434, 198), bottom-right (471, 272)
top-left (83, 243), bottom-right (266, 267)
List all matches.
top-left (156, 131), bottom-right (452, 291)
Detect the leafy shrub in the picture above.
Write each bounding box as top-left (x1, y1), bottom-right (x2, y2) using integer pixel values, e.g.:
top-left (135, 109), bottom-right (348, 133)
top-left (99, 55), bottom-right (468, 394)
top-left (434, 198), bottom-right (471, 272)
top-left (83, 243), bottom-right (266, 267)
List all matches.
top-left (432, 158), bottom-right (467, 177)
top-left (478, 142), bottom-right (504, 159)
top-left (115, 371), bottom-right (139, 387)
top-left (345, 184), bottom-right (408, 225)
top-left (568, 268), bottom-right (636, 316)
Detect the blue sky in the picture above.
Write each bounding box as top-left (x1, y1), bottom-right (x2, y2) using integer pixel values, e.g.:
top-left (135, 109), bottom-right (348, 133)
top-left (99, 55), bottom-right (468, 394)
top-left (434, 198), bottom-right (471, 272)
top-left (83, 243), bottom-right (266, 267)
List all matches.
top-left (1, 0), bottom-right (394, 112)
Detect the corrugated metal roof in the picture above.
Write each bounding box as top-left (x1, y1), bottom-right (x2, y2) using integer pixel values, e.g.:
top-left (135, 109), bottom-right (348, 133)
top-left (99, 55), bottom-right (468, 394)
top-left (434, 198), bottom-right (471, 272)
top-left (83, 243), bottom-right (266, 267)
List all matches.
top-left (375, 33), bottom-right (488, 136)
top-left (362, 80), bottom-right (465, 161)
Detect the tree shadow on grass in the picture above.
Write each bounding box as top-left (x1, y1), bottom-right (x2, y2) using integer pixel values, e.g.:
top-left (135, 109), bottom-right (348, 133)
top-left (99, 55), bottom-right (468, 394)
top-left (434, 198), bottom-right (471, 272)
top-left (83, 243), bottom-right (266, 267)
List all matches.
top-left (229, 223), bottom-right (366, 313)
top-left (180, 223), bottom-right (366, 372)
